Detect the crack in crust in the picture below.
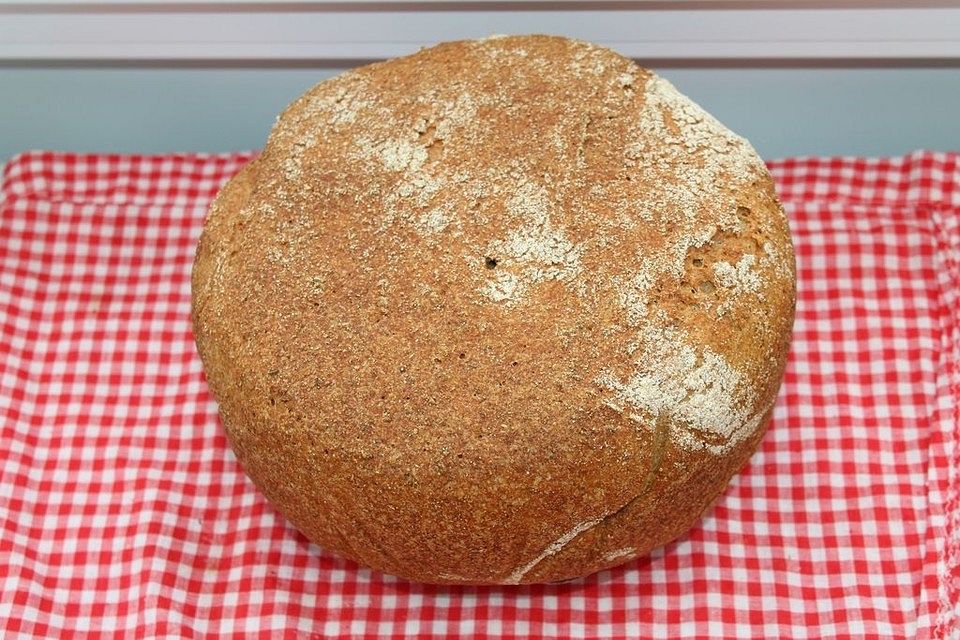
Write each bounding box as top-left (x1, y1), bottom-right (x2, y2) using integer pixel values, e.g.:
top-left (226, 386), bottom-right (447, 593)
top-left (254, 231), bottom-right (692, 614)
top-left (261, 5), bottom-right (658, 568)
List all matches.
top-left (504, 414), bottom-right (672, 584)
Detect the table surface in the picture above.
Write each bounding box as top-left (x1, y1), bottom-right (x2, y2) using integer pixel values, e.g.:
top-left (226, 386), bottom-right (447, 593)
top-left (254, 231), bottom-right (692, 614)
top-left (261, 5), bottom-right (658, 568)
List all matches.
top-left (0, 151), bottom-right (958, 639)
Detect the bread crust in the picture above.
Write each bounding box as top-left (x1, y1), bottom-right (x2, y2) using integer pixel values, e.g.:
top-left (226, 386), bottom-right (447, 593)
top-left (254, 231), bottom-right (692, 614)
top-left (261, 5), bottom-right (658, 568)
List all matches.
top-left (192, 35), bottom-right (796, 584)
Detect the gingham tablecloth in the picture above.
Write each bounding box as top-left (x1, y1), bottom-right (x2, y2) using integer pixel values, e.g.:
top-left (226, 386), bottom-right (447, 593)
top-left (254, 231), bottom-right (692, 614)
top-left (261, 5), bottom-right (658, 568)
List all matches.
top-left (0, 150), bottom-right (958, 639)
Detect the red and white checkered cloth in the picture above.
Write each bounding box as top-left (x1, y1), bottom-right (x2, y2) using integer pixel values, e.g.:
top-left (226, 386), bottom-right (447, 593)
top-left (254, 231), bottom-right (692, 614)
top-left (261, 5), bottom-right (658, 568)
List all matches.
top-left (1, 150), bottom-right (958, 639)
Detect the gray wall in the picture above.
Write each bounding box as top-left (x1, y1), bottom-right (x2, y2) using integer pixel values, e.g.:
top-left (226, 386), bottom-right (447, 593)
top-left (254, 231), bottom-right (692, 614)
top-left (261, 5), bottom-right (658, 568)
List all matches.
top-left (1, 65), bottom-right (958, 163)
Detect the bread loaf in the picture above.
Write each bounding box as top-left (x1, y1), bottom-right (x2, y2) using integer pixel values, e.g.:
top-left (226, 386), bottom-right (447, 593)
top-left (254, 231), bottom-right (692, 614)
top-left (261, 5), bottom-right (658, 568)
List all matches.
top-left (192, 35), bottom-right (796, 584)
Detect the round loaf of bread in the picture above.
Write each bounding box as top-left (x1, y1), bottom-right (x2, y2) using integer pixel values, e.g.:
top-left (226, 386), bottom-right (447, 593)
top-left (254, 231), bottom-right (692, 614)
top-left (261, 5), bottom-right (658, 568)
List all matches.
top-left (192, 35), bottom-right (796, 584)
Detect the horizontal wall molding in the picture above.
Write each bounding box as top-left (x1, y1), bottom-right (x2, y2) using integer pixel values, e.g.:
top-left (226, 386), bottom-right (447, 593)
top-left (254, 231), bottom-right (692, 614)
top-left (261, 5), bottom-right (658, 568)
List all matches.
top-left (1, 2), bottom-right (958, 62)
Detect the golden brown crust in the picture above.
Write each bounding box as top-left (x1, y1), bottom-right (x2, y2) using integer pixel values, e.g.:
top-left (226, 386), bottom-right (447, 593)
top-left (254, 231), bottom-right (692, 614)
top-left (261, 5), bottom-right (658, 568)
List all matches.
top-left (192, 35), bottom-right (796, 584)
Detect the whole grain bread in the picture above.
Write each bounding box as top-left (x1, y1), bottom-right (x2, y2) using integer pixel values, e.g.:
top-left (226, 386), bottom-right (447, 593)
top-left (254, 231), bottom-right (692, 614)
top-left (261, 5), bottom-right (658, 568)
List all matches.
top-left (192, 35), bottom-right (796, 585)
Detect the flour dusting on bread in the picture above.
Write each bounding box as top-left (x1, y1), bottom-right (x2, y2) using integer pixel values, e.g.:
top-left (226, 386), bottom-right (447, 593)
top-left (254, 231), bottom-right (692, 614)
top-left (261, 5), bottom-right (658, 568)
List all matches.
top-left (480, 182), bottom-right (583, 305)
top-left (597, 319), bottom-right (754, 454)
